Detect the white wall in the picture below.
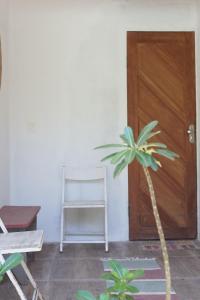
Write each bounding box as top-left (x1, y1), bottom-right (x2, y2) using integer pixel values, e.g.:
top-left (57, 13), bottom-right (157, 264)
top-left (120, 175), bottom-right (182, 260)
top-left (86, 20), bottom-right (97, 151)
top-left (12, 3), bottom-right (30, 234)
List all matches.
top-left (0, 0), bottom-right (10, 206)
top-left (8, 0), bottom-right (197, 242)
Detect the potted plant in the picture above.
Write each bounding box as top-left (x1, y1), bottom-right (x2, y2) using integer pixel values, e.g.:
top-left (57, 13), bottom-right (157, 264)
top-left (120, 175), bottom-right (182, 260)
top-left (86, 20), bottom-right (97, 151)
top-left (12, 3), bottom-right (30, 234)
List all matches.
top-left (95, 121), bottom-right (178, 300)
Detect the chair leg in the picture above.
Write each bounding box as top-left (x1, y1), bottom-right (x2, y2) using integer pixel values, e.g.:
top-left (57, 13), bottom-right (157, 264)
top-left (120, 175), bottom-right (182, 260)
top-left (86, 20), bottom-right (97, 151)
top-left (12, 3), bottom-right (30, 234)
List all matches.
top-left (105, 241), bottom-right (109, 253)
top-left (20, 261), bottom-right (44, 300)
top-left (104, 206), bottom-right (109, 252)
top-left (32, 288), bottom-right (38, 300)
top-left (7, 270), bottom-right (27, 300)
top-left (60, 210), bottom-right (64, 252)
top-left (0, 254), bottom-right (27, 300)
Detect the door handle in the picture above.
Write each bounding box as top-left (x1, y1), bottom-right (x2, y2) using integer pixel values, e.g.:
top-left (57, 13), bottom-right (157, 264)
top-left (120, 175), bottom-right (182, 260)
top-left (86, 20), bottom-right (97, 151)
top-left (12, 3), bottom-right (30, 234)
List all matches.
top-left (187, 124), bottom-right (195, 144)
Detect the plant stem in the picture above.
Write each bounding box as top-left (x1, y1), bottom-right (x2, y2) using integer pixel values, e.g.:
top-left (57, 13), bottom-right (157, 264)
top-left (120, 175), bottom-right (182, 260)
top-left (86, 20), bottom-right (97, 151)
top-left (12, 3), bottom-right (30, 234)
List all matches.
top-left (143, 167), bottom-right (171, 300)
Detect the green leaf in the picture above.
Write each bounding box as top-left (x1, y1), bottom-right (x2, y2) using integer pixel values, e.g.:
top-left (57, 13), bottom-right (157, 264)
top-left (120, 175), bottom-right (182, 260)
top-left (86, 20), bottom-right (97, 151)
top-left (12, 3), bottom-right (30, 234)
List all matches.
top-left (76, 290), bottom-right (96, 300)
top-left (99, 293), bottom-right (110, 300)
top-left (107, 283), bottom-right (125, 293)
top-left (95, 144), bottom-right (127, 150)
top-left (109, 260), bottom-right (124, 279)
top-left (101, 152), bottom-right (120, 162)
top-left (125, 295), bottom-right (134, 300)
top-left (120, 134), bottom-right (129, 144)
top-left (145, 130), bottom-right (161, 142)
top-left (137, 121), bottom-right (158, 146)
top-left (126, 285), bottom-right (139, 294)
top-left (0, 254), bottom-right (23, 276)
top-left (125, 269), bottom-right (144, 281)
top-left (101, 273), bottom-right (116, 281)
top-left (121, 267), bottom-right (129, 277)
top-left (126, 149), bottom-right (136, 164)
top-left (106, 286), bottom-right (118, 293)
top-left (135, 152), bottom-right (146, 166)
top-left (135, 151), bottom-right (152, 167)
top-left (113, 160), bottom-right (128, 178)
top-left (111, 150), bottom-right (129, 164)
top-left (124, 127), bottom-right (135, 147)
top-left (149, 156), bottom-right (159, 171)
top-left (155, 149), bottom-right (179, 160)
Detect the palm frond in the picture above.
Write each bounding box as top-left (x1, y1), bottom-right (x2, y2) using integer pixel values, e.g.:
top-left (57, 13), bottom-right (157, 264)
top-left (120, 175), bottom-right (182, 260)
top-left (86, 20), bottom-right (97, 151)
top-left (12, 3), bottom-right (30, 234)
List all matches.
top-left (126, 149), bottom-right (136, 164)
top-left (124, 127), bottom-right (135, 146)
top-left (120, 134), bottom-right (129, 144)
top-left (111, 150), bottom-right (129, 164)
top-left (137, 121), bottom-right (158, 146)
top-left (149, 156), bottom-right (160, 171)
top-left (145, 130), bottom-right (161, 142)
top-left (101, 152), bottom-right (120, 162)
top-left (136, 151), bottom-right (155, 167)
top-left (94, 144), bottom-right (127, 150)
top-left (154, 149), bottom-right (179, 160)
top-left (95, 121), bottom-right (179, 176)
top-left (142, 143), bottom-right (167, 149)
top-left (113, 159), bottom-right (128, 177)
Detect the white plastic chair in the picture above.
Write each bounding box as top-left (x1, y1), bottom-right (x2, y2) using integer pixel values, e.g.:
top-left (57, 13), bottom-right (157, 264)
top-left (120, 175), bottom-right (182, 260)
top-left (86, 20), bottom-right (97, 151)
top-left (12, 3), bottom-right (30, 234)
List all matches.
top-left (60, 166), bottom-right (108, 252)
top-left (0, 217), bottom-right (44, 300)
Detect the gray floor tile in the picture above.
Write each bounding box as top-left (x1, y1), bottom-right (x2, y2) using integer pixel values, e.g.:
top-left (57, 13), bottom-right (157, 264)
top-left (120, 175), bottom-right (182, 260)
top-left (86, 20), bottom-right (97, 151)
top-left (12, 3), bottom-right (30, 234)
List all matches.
top-left (29, 259), bottom-right (52, 281)
top-left (0, 280), bottom-right (21, 300)
top-left (157, 256), bottom-right (200, 279)
top-left (167, 249), bottom-right (197, 257)
top-left (173, 278), bottom-right (200, 300)
top-left (35, 243), bottom-right (58, 260)
top-left (50, 259), bottom-right (103, 280)
top-left (0, 279), bottom-right (49, 300)
top-left (106, 242), bottom-right (156, 258)
top-left (48, 280), bottom-right (105, 300)
top-left (56, 243), bottom-right (106, 259)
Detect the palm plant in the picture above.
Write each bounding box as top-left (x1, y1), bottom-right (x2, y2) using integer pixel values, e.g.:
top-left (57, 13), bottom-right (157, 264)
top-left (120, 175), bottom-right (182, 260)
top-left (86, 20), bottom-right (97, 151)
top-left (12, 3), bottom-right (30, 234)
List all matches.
top-left (95, 120), bottom-right (179, 300)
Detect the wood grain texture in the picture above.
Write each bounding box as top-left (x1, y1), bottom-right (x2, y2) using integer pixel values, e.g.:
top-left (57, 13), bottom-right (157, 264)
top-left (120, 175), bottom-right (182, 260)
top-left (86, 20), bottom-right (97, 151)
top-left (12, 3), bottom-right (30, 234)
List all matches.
top-left (127, 32), bottom-right (196, 240)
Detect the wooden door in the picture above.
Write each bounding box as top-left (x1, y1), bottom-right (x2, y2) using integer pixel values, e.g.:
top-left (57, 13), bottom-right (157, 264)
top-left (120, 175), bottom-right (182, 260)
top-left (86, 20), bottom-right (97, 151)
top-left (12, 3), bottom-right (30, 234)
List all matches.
top-left (127, 32), bottom-right (196, 240)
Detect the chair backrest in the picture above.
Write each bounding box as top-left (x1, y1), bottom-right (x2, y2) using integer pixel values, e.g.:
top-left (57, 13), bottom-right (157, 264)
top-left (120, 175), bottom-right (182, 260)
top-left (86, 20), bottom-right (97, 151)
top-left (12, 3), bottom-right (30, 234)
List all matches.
top-left (63, 166), bottom-right (105, 181)
top-left (61, 165), bottom-right (107, 204)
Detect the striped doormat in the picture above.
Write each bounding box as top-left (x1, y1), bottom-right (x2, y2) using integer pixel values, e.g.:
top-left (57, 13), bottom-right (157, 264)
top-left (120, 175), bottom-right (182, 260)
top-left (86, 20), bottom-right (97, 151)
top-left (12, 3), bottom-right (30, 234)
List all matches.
top-left (102, 258), bottom-right (179, 300)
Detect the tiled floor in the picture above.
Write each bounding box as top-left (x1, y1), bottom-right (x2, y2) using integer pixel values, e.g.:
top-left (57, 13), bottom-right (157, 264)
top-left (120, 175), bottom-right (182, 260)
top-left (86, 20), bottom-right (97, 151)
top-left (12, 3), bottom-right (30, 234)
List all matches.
top-left (1, 241), bottom-right (200, 300)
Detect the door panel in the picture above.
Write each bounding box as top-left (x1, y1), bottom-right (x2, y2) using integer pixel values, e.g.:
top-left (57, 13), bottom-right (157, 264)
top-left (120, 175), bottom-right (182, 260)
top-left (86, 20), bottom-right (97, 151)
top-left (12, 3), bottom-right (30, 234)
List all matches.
top-left (127, 32), bottom-right (196, 240)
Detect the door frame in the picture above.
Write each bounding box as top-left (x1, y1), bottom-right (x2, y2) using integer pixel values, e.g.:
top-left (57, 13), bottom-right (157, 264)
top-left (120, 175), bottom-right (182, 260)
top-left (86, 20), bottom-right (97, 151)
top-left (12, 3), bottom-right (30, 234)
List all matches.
top-left (195, 28), bottom-right (200, 240)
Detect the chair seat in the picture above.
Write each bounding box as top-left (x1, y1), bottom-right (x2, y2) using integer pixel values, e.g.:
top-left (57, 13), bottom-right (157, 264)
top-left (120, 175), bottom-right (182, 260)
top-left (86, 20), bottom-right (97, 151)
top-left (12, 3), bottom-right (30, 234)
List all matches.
top-left (0, 230), bottom-right (44, 254)
top-left (63, 200), bottom-right (105, 208)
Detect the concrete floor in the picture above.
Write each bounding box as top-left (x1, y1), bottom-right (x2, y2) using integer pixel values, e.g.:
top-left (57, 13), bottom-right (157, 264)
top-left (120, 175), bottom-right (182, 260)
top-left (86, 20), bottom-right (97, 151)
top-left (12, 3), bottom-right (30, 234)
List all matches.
top-left (0, 241), bottom-right (200, 300)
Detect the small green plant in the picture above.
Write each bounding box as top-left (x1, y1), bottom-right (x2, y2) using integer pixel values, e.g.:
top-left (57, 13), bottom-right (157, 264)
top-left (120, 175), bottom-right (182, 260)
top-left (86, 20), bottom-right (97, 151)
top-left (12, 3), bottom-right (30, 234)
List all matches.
top-left (76, 260), bottom-right (144, 300)
top-left (0, 253), bottom-right (23, 282)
